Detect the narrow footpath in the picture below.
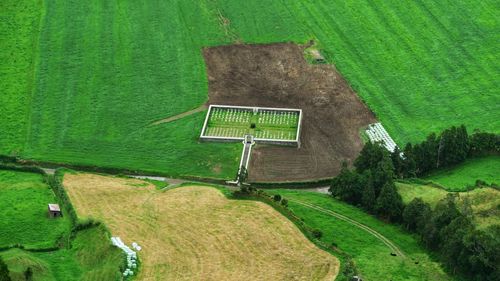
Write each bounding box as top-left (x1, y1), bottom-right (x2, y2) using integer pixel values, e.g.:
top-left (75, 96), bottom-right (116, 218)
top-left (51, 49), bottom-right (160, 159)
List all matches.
top-left (150, 105), bottom-right (207, 125)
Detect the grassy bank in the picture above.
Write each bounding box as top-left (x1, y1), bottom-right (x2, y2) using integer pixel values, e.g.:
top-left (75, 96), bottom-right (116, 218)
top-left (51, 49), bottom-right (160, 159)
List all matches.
top-left (425, 156), bottom-right (500, 191)
top-left (0, 168), bottom-right (123, 280)
top-left (267, 189), bottom-right (454, 281)
top-left (1, 225), bottom-right (123, 281)
top-left (397, 182), bottom-right (500, 229)
top-left (0, 170), bottom-right (71, 249)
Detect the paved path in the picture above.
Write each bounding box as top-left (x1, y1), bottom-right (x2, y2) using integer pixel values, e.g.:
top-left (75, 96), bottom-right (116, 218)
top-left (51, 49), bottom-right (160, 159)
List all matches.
top-left (150, 105), bottom-right (207, 125)
top-left (41, 168), bottom-right (56, 175)
top-left (127, 175), bottom-right (187, 187)
top-left (289, 199), bottom-right (406, 258)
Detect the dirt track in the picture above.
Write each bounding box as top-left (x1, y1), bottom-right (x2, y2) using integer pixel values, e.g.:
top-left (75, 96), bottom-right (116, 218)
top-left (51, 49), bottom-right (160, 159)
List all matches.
top-left (203, 43), bottom-right (376, 182)
top-left (64, 173), bottom-right (339, 281)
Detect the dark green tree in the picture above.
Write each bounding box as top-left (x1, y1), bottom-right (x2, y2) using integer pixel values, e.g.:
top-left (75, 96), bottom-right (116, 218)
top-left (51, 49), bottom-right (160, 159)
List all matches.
top-left (437, 125), bottom-right (469, 167)
top-left (462, 225), bottom-right (500, 280)
top-left (281, 198), bottom-right (288, 207)
top-left (440, 215), bottom-right (473, 274)
top-left (273, 194), bottom-right (282, 202)
top-left (469, 131), bottom-right (499, 156)
top-left (0, 256), bottom-right (11, 281)
top-left (329, 163), bottom-right (363, 205)
top-left (375, 181), bottom-right (404, 222)
top-left (413, 132), bottom-right (439, 175)
top-left (24, 267), bottom-right (33, 281)
top-left (361, 176), bottom-right (376, 212)
top-left (402, 198), bottom-right (431, 231)
top-left (354, 142), bottom-right (387, 173)
top-left (371, 154), bottom-right (395, 196)
top-left (390, 147), bottom-right (404, 178)
top-left (421, 194), bottom-right (461, 250)
top-left (401, 143), bottom-right (417, 177)
top-left (312, 229), bottom-right (323, 239)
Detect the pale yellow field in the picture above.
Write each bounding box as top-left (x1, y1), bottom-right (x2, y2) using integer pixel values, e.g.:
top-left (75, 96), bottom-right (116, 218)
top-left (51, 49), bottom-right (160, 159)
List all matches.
top-left (64, 173), bottom-right (339, 281)
top-left (398, 182), bottom-right (500, 228)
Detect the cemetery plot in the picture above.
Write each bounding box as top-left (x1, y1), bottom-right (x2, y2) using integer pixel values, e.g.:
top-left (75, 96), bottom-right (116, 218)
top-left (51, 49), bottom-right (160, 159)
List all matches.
top-left (201, 105), bottom-right (301, 143)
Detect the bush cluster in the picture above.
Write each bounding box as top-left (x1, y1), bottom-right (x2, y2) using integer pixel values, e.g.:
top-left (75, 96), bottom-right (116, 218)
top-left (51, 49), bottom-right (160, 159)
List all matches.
top-left (329, 125), bottom-right (499, 280)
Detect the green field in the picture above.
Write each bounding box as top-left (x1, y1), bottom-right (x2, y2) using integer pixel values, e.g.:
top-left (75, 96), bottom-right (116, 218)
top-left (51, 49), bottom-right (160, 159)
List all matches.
top-left (0, 0), bottom-right (42, 154)
top-left (0, 170), bottom-right (71, 249)
top-left (1, 0), bottom-right (498, 179)
top-left (397, 182), bottom-right (500, 229)
top-left (267, 189), bottom-right (454, 281)
top-left (205, 107), bottom-right (299, 140)
top-left (425, 156), bottom-right (500, 191)
top-left (0, 169), bottom-right (123, 280)
top-left (1, 225), bottom-right (123, 281)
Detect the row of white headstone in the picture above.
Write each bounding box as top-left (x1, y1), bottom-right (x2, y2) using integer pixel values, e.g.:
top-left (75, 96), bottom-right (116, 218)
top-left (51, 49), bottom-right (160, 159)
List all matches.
top-left (255, 130), bottom-right (295, 140)
top-left (258, 112), bottom-right (298, 125)
top-left (111, 237), bottom-right (141, 277)
top-left (207, 127), bottom-right (245, 137)
top-left (211, 109), bottom-right (251, 123)
top-left (365, 123), bottom-right (398, 152)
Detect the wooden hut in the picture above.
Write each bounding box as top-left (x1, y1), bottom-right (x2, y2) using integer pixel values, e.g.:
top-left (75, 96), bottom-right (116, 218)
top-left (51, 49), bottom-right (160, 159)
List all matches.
top-left (48, 204), bottom-right (62, 218)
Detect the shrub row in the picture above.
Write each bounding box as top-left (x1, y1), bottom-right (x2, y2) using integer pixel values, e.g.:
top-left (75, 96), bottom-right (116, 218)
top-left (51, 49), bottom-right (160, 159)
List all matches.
top-left (249, 178), bottom-right (332, 189)
top-left (232, 188), bottom-right (358, 281)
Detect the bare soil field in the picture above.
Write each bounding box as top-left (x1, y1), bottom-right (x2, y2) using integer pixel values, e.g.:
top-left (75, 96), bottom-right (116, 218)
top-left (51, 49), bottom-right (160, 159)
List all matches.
top-left (64, 173), bottom-right (339, 281)
top-left (203, 43), bottom-right (376, 182)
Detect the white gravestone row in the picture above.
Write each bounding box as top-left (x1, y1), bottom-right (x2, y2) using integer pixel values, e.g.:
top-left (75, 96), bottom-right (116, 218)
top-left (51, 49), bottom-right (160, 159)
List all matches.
top-left (211, 109), bottom-right (251, 124)
top-left (258, 111), bottom-right (298, 126)
top-left (207, 127), bottom-right (245, 138)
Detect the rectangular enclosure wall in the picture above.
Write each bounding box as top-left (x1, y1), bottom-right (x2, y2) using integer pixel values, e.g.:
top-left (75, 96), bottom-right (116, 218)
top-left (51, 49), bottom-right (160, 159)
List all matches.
top-left (200, 105), bottom-right (302, 146)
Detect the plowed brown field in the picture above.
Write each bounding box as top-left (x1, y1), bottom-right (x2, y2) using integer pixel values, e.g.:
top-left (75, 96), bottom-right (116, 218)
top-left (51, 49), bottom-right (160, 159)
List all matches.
top-left (63, 173), bottom-right (339, 281)
top-left (204, 43), bottom-right (376, 182)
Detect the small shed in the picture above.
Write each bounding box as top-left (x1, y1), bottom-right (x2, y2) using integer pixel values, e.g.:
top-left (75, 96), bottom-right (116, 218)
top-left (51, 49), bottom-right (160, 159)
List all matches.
top-left (310, 49), bottom-right (325, 63)
top-left (48, 204), bottom-right (62, 218)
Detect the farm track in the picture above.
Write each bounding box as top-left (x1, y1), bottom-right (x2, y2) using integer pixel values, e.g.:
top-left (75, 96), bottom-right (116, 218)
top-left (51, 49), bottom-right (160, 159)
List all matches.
top-left (151, 104), bottom-right (207, 125)
top-left (289, 199), bottom-right (406, 258)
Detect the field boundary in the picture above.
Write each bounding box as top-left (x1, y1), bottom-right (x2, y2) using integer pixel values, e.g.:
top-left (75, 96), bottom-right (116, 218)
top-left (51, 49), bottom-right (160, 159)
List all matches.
top-left (200, 104), bottom-right (303, 146)
top-left (289, 199), bottom-right (406, 258)
top-left (1, 155), bottom-right (341, 186)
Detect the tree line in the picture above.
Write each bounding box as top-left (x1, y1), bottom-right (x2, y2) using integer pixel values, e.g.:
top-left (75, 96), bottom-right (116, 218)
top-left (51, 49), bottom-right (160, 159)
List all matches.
top-left (330, 125), bottom-right (499, 280)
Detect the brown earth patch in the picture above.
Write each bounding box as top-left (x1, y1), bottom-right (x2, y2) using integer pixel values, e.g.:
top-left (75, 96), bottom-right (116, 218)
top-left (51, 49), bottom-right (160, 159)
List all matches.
top-left (203, 43), bottom-right (376, 182)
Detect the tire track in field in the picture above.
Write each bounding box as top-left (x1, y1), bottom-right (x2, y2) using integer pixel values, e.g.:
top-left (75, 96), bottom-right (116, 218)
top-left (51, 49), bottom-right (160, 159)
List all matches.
top-left (150, 104), bottom-right (207, 125)
top-left (289, 199), bottom-right (406, 258)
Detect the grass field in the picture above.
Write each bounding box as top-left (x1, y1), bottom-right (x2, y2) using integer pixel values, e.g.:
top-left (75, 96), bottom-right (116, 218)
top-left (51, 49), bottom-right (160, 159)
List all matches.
top-left (1, 1), bottom-right (498, 179)
top-left (425, 156), bottom-right (500, 191)
top-left (208, 0), bottom-right (500, 144)
top-left (397, 182), bottom-right (500, 229)
top-left (0, 0), bottom-right (42, 154)
top-left (0, 170), bottom-right (71, 249)
top-left (1, 225), bottom-right (123, 281)
top-left (0, 169), bottom-right (123, 280)
top-left (63, 173), bottom-right (339, 281)
top-left (267, 189), bottom-right (454, 281)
